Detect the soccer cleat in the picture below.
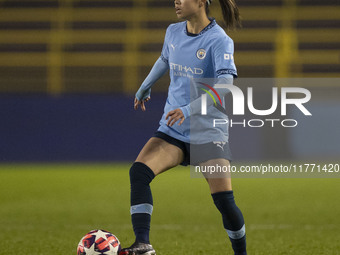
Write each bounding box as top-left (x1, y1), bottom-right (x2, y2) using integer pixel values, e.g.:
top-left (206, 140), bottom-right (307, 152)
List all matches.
top-left (119, 241), bottom-right (156, 255)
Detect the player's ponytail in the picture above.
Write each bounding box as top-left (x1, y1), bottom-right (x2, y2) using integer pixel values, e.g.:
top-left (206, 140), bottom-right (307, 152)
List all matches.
top-left (206, 0), bottom-right (241, 30)
top-left (219, 0), bottom-right (241, 30)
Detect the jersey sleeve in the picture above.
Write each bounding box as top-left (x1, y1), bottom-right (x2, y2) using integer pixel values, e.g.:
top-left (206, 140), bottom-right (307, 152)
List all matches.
top-left (213, 36), bottom-right (237, 78)
top-left (160, 25), bottom-right (171, 64)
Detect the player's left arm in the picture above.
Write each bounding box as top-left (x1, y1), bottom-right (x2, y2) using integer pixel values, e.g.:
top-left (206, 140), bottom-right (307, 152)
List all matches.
top-left (167, 36), bottom-right (237, 126)
top-left (166, 74), bottom-right (233, 127)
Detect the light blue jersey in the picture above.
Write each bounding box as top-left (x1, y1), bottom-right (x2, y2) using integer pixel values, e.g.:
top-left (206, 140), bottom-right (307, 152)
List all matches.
top-left (137, 19), bottom-right (237, 144)
top-left (159, 19), bottom-right (237, 143)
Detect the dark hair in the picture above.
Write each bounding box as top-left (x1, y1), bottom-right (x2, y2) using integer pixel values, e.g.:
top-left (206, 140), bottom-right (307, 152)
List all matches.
top-left (206, 0), bottom-right (241, 30)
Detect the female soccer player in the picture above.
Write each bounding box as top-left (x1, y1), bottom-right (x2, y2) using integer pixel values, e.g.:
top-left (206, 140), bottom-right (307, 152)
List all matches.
top-left (120, 0), bottom-right (246, 254)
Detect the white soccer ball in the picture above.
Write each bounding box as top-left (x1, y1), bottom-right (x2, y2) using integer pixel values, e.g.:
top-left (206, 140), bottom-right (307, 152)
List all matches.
top-left (77, 230), bottom-right (121, 255)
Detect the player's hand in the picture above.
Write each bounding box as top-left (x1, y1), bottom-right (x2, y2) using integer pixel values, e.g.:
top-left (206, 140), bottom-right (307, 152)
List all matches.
top-left (134, 97), bottom-right (150, 111)
top-left (166, 108), bottom-right (185, 126)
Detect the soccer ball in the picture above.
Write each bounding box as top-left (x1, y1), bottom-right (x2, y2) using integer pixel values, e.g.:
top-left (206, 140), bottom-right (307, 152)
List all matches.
top-left (77, 230), bottom-right (121, 255)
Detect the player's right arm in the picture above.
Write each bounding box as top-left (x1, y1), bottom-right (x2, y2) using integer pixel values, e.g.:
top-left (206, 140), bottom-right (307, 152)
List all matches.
top-left (135, 25), bottom-right (171, 111)
top-left (134, 57), bottom-right (169, 111)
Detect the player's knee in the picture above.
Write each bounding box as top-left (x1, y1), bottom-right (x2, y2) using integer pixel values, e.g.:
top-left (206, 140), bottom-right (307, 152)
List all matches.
top-left (212, 190), bottom-right (245, 231)
top-left (129, 162), bottom-right (155, 185)
top-left (212, 190), bottom-right (235, 209)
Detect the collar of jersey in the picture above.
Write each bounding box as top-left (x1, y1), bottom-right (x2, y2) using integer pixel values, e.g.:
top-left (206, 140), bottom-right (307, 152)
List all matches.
top-left (185, 18), bottom-right (216, 37)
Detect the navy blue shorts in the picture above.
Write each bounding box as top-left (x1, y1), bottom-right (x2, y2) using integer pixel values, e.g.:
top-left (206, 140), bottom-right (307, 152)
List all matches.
top-left (153, 131), bottom-right (232, 166)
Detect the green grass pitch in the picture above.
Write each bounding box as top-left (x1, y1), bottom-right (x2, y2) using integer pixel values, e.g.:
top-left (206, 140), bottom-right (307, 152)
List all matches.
top-left (0, 163), bottom-right (339, 255)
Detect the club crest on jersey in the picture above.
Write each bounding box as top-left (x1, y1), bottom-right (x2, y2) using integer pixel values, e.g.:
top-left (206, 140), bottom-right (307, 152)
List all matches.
top-left (196, 49), bottom-right (206, 60)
